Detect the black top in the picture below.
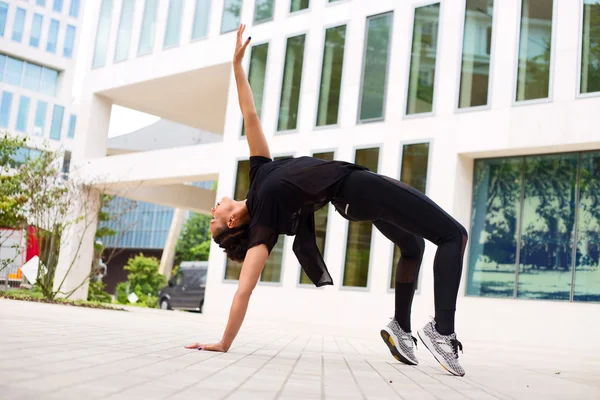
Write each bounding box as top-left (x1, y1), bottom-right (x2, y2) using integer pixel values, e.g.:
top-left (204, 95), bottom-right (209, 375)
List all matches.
top-left (245, 156), bottom-right (367, 287)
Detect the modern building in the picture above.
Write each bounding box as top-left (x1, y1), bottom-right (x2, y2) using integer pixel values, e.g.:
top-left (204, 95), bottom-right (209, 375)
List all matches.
top-left (0, 0), bottom-right (83, 169)
top-left (62, 0), bottom-right (599, 350)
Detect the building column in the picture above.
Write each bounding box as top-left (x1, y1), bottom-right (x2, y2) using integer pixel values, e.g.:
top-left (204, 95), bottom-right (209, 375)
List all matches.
top-left (159, 208), bottom-right (186, 279)
top-left (54, 93), bottom-right (112, 300)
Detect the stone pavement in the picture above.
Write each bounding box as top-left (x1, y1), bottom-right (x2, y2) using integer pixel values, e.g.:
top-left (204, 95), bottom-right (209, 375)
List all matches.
top-left (1, 299), bottom-right (599, 400)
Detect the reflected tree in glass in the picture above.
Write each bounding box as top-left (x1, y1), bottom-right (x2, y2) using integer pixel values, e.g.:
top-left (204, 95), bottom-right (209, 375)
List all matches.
top-left (581, 1), bottom-right (600, 94)
top-left (316, 25), bottom-right (346, 127)
top-left (254, 0), bottom-right (274, 23)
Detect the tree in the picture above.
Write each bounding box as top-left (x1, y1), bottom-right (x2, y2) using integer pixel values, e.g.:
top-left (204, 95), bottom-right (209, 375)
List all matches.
top-left (115, 254), bottom-right (166, 308)
top-left (175, 213), bottom-right (212, 264)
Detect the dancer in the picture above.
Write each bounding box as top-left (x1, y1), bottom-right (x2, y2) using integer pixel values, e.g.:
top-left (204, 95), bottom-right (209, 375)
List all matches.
top-left (185, 25), bottom-right (468, 377)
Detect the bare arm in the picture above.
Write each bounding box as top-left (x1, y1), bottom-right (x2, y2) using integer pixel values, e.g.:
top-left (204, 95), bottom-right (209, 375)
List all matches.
top-left (233, 24), bottom-right (271, 159)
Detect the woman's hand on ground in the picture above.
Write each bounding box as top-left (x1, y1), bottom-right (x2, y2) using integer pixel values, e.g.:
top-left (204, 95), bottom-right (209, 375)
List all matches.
top-left (233, 24), bottom-right (251, 65)
top-left (184, 341), bottom-right (229, 352)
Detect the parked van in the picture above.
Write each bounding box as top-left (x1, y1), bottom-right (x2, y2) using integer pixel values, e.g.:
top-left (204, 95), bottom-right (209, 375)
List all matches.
top-left (158, 262), bottom-right (207, 312)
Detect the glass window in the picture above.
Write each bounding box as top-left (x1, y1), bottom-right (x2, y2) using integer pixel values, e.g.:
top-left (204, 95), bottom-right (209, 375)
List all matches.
top-left (33, 100), bottom-right (47, 136)
top-left (191, 0), bottom-right (210, 40)
top-left (47, 19), bottom-right (59, 53)
top-left (0, 55), bottom-right (4, 81)
top-left (316, 24), bottom-right (346, 127)
top-left (114, 0), bottom-right (135, 62)
top-left (343, 148), bottom-right (379, 288)
top-left (67, 114), bottom-right (76, 138)
top-left (16, 96), bottom-right (30, 132)
top-left (5, 58), bottom-right (24, 86)
top-left (12, 7), bottom-right (26, 42)
top-left (406, 3), bottom-right (441, 115)
top-left (164, 0), bottom-right (184, 48)
top-left (49, 104), bottom-right (64, 140)
top-left (221, 0), bottom-right (241, 34)
top-left (574, 152), bottom-right (600, 302)
top-left (63, 25), bottom-right (76, 58)
top-left (138, 0), bottom-right (158, 56)
top-left (62, 151), bottom-right (71, 174)
top-left (299, 151), bottom-right (334, 285)
top-left (92, 0), bottom-right (112, 66)
top-left (359, 12), bottom-right (392, 122)
top-left (53, 0), bottom-right (63, 12)
top-left (516, 0), bottom-right (554, 101)
top-left (224, 160), bottom-right (250, 280)
top-left (36, 0), bottom-right (46, 6)
top-left (69, 0), bottom-right (80, 18)
top-left (390, 143), bottom-right (430, 288)
top-left (29, 13), bottom-right (43, 47)
top-left (581, 1), bottom-right (600, 95)
top-left (242, 43), bottom-right (269, 136)
top-left (40, 68), bottom-right (58, 96)
top-left (459, 0), bottom-right (494, 108)
top-left (254, 0), bottom-right (274, 23)
top-left (277, 34), bottom-right (306, 131)
top-left (0, 91), bottom-right (13, 128)
top-left (0, 2), bottom-right (7, 37)
top-left (290, 0), bottom-right (309, 12)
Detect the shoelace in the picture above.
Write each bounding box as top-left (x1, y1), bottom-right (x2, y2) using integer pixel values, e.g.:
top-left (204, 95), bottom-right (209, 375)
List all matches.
top-left (450, 338), bottom-right (463, 357)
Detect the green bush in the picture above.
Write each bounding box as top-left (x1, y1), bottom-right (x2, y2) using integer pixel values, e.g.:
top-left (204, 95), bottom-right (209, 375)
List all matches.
top-left (115, 254), bottom-right (166, 308)
top-left (87, 280), bottom-right (112, 303)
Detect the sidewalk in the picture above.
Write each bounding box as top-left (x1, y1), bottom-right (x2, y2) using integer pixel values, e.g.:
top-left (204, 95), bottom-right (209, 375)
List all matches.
top-left (1, 298), bottom-right (598, 400)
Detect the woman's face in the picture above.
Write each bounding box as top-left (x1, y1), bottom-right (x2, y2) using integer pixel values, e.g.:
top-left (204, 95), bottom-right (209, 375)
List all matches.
top-left (210, 196), bottom-right (235, 236)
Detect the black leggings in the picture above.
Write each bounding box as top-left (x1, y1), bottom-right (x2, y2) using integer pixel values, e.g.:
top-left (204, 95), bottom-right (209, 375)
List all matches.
top-left (332, 170), bottom-right (468, 335)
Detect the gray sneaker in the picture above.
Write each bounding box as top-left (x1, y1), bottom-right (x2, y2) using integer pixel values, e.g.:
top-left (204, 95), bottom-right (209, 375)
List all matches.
top-left (417, 319), bottom-right (465, 376)
top-left (380, 319), bottom-right (418, 365)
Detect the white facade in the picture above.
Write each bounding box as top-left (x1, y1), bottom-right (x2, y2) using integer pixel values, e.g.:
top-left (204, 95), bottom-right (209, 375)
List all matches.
top-left (71, 0), bottom-right (600, 350)
top-left (0, 0), bottom-right (82, 159)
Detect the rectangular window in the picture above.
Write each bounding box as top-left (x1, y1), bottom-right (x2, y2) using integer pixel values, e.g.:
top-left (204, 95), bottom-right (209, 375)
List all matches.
top-left (5, 58), bottom-right (24, 86)
top-left (299, 151), bottom-right (334, 285)
top-left (359, 12), bottom-right (392, 122)
top-left (316, 24), bottom-right (346, 127)
top-left (16, 96), bottom-right (30, 132)
top-left (63, 25), bottom-right (76, 58)
top-left (62, 151), bottom-right (71, 174)
top-left (0, 2), bottom-right (7, 37)
top-left (36, 0), bottom-right (46, 6)
top-left (53, 0), bottom-right (63, 12)
top-left (406, 3), bottom-right (441, 115)
top-left (69, 0), bottom-right (80, 18)
top-left (29, 13), bottom-right (43, 47)
top-left (47, 19), bottom-right (59, 53)
top-left (0, 91), bottom-right (13, 128)
top-left (277, 34), bottom-right (306, 131)
top-left (581, 0), bottom-right (600, 94)
top-left (0, 55), bottom-right (4, 81)
top-left (516, 0), bottom-right (554, 101)
top-left (459, 0), bottom-right (494, 108)
top-left (221, 0), bottom-right (241, 34)
top-left (33, 100), bottom-right (47, 136)
top-left (114, 0), bottom-right (135, 62)
top-left (40, 68), bottom-right (58, 96)
top-left (224, 160), bottom-right (250, 280)
top-left (574, 151), bottom-right (600, 302)
top-left (138, 0), bottom-right (158, 56)
top-left (191, 0), bottom-right (210, 40)
top-left (67, 114), bottom-right (76, 138)
top-left (12, 7), bottom-right (26, 42)
top-left (92, 0), bottom-right (112, 66)
top-left (390, 143), bottom-right (430, 289)
top-left (49, 104), bottom-right (64, 140)
top-left (290, 0), bottom-right (309, 13)
top-left (242, 43), bottom-right (269, 136)
top-left (254, 0), bottom-right (274, 23)
top-left (164, 0), bottom-right (184, 48)
top-left (343, 148), bottom-right (379, 288)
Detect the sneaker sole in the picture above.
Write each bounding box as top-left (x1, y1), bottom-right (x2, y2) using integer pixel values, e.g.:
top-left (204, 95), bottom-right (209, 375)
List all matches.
top-left (417, 329), bottom-right (464, 377)
top-left (380, 328), bottom-right (418, 366)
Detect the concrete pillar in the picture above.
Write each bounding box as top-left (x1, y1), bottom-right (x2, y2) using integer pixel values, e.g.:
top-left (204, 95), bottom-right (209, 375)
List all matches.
top-left (54, 93), bottom-right (112, 300)
top-left (159, 208), bottom-right (186, 280)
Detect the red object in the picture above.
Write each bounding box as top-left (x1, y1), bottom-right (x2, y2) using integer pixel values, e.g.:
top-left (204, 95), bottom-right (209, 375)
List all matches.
top-left (26, 225), bottom-right (40, 261)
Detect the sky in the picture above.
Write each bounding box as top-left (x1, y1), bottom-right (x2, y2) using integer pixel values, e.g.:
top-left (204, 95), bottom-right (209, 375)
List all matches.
top-left (71, 3), bottom-right (159, 138)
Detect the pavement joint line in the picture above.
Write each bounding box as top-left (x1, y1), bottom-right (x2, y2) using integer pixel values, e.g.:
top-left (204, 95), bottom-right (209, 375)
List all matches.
top-left (343, 357), bottom-right (368, 400)
top-left (388, 362), bottom-right (443, 400)
top-left (364, 359), bottom-right (407, 400)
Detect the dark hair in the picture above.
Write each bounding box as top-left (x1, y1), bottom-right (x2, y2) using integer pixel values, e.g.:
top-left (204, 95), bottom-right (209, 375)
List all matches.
top-left (213, 225), bottom-right (250, 262)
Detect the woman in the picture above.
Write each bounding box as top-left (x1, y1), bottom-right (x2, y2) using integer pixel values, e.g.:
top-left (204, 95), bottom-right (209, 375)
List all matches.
top-left (185, 25), bottom-right (468, 377)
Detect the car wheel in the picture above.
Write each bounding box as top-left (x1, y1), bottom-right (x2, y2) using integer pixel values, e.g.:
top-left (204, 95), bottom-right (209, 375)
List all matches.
top-left (160, 298), bottom-right (171, 310)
